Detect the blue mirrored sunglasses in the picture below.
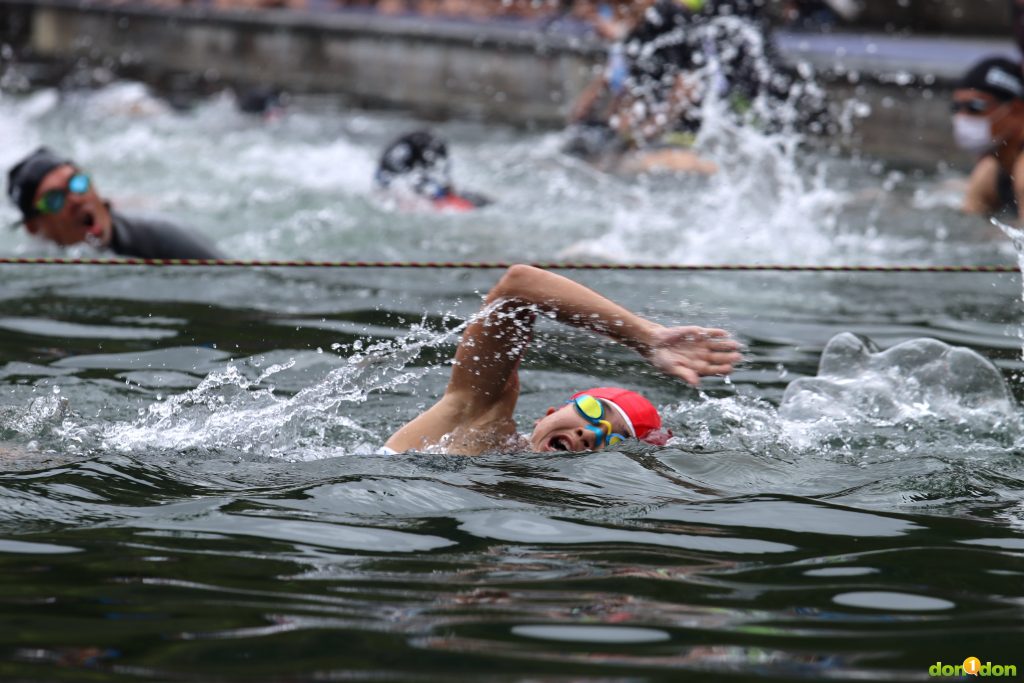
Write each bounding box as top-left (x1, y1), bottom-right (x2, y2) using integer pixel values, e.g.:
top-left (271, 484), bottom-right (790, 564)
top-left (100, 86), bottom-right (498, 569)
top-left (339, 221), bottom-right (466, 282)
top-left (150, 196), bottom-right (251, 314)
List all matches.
top-left (34, 173), bottom-right (90, 216)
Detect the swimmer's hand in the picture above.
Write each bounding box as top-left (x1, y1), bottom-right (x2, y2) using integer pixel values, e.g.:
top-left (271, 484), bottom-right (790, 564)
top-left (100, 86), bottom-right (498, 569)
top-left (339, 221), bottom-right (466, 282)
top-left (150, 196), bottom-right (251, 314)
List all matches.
top-left (643, 326), bottom-right (742, 386)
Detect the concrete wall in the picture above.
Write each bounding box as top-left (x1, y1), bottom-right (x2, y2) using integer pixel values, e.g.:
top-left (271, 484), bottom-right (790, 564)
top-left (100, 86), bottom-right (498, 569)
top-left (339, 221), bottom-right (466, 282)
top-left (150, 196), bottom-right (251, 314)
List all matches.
top-left (3, 0), bottom-right (600, 125)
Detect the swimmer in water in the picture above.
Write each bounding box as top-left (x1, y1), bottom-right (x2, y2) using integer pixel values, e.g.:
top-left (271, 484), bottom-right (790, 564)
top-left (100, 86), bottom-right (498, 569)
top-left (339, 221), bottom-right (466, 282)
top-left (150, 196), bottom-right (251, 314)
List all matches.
top-left (7, 148), bottom-right (224, 259)
top-left (235, 85), bottom-right (289, 122)
top-left (374, 130), bottom-right (493, 212)
top-left (952, 58), bottom-right (1024, 221)
top-left (384, 265), bottom-right (741, 455)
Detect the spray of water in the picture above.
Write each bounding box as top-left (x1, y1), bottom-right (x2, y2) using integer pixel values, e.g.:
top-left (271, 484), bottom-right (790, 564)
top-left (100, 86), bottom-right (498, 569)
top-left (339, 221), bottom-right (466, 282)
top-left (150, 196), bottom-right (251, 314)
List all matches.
top-left (96, 311), bottom-right (473, 459)
top-left (568, 14), bottom-right (852, 265)
top-left (994, 216), bottom-right (1024, 366)
top-left (671, 330), bottom-right (1022, 461)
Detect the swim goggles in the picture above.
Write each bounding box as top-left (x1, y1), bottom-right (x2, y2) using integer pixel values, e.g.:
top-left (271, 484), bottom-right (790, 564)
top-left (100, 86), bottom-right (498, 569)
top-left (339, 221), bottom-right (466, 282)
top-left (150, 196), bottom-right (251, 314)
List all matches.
top-left (950, 99), bottom-right (998, 116)
top-left (570, 394), bottom-right (627, 448)
top-left (34, 173), bottom-right (90, 215)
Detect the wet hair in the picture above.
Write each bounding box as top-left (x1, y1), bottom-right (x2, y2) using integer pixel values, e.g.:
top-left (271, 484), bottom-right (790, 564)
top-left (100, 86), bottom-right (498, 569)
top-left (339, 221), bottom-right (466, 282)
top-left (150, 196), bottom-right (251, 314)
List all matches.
top-left (958, 57), bottom-right (1024, 102)
top-left (7, 147), bottom-right (71, 220)
top-left (375, 130), bottom-right (453, 199)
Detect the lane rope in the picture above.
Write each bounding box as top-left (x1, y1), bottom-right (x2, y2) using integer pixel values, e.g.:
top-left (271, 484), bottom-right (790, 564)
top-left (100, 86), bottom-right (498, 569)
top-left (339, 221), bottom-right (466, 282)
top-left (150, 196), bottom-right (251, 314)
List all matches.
top-left (0, 257), bottom-right (1018, 273)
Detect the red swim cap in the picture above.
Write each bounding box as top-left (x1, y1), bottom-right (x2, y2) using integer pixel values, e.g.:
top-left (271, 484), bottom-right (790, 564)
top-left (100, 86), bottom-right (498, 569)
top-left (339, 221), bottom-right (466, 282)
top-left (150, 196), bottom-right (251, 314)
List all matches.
top-left (571, 387), bottom-right (664, 443)
top-left (433, 194), bottom-right (477, 212)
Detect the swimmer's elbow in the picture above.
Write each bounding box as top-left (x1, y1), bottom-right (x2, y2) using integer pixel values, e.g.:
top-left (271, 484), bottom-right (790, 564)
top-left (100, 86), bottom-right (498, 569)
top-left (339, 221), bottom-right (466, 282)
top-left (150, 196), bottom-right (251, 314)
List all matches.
top-left (488, 264), bottom-right (544, 303)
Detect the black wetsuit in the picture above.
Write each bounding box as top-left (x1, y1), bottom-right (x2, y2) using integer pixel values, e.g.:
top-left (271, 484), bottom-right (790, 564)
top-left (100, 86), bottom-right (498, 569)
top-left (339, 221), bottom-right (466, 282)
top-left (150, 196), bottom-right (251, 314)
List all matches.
top-left (997, 167), bottom-right (1018, 213)
top-left (108, 211), bottom-right (224, 259)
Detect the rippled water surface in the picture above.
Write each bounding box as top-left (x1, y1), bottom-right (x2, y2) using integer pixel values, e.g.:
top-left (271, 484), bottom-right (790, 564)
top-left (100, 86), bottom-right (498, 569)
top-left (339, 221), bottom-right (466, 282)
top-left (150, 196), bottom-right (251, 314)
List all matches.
top-left (1, 83), bottom-right (1024, 681)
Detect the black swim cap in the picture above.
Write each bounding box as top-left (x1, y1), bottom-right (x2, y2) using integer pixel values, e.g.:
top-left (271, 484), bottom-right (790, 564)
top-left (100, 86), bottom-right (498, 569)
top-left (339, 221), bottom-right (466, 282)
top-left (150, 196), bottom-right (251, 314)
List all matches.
top-left (7, 147), bottom-right (71, 220)
top-left (236, 85), bottom-right (287, 116)
top-left (958, 57), bottom-right (1024, 102)
top-left (375, 130), bottom-right (453, 197)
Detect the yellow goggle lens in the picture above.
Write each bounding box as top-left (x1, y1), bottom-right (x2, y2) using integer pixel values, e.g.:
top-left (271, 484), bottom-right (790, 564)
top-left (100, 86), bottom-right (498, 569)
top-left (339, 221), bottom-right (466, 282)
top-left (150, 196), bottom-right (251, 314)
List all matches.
top-left (574, 395), bottom-right (604, 420)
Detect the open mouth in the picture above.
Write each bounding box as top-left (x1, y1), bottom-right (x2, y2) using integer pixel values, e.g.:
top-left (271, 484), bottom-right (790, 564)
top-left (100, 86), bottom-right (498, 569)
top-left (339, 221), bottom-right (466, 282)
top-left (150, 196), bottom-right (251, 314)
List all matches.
top-left (548, 435), bottom-right (571, 452)
top-left (81, 211), bottom-right (102, 238)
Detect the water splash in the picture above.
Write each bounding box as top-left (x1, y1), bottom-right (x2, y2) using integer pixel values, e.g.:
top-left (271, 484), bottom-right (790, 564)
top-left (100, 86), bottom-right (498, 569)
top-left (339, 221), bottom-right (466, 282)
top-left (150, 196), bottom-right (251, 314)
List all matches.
top-left (0, 393), bottom-right (69, 441)
top-left (779, 332), bottom-right (1021, 452)
top-left (567, 14), bottom-right (853, 266)
top-left (100, 313), bottom-right (471, 459)
top-left (995, 216), bottom-right (1024, 365)
top-left (671, 331), bottom-right (1021, 461)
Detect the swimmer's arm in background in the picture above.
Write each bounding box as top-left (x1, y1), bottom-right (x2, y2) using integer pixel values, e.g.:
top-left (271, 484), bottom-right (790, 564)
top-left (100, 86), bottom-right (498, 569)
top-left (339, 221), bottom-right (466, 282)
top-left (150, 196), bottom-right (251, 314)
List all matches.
top-left (962, 156), bottom-right (1002, 215)
top-left (569, 72), bottom-right (610, 124)
top-left (1015, 161), bottom-right (1024, 224)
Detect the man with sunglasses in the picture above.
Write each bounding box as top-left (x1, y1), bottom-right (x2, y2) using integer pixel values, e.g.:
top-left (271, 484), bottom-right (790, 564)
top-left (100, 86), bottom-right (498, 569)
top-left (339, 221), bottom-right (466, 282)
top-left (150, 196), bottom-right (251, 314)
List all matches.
top-left (384, 264), bottom-right (741, 455)
top-left (7, 148), bottom-right (224, 258)
top-left (951, 58), bottom-right (1024, 219)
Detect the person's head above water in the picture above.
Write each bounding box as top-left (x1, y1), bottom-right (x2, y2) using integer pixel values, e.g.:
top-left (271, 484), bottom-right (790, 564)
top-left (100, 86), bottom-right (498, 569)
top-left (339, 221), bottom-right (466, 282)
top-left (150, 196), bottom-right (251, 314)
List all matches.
top-left (7, 147), bottom-right (113, 248)
top-left (235, 85), bottom-right (288, 121)
top-left (376, 130), bottom-right (453, 195)
top-left (951, 57), bottom-right (1024, 154)
top-left (375, 130), bottom-right (491, 211)
top-left (530, 387), bottom-right (668, 453)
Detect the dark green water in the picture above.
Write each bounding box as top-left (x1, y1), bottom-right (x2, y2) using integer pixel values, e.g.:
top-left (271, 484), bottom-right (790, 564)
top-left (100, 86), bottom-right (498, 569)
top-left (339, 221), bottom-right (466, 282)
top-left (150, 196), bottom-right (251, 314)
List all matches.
top-left (1, 84), bottom-right (1023, 681)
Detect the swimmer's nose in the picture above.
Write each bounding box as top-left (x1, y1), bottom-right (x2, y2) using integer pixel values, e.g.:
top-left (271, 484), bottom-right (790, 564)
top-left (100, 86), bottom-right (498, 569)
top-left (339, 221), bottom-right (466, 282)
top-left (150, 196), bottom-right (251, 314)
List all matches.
top-left (66, 191), bottom-right (87, 210)
top-left (575, 428), bottom-right (594, 450)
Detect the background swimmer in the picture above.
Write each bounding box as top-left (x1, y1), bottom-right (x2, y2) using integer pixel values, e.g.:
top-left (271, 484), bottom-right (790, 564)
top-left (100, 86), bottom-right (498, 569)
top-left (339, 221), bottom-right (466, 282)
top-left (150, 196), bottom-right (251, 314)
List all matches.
top-left (7, 147), bottom-right (225, 259)
top-left (952, 58), bottom-right (1024, 221)
top-left (374, 130), bottom-right (493, 212)
top-left (235, 84), bottom-right (289, 122)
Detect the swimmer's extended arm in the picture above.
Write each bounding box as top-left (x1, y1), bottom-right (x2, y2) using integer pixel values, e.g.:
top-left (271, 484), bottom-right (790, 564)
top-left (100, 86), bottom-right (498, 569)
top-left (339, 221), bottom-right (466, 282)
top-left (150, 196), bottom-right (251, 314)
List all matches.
top-left (385, 265), bottom-right (740, 452)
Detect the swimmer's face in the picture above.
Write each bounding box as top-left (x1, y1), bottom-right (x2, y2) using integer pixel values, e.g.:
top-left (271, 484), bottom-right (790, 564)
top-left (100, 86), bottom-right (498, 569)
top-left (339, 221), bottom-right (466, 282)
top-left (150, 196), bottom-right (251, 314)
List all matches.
top-left (529, 400), bottom-right (632, 453)
top-left (952, 89), bottom-right (1004, 119)
top-left (951, 88), bottom-right (1024, 142)
top-left (25, 165), bottom-right (112, 248)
